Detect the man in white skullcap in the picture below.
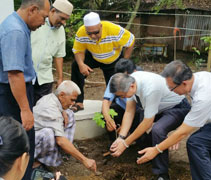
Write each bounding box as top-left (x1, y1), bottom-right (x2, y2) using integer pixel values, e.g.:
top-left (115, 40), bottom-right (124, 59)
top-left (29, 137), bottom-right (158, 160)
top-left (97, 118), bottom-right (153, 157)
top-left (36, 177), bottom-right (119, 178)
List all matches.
top-left (31, 0), bottom-right (73, 105)
top-left (71, 12), bottom-right (135, 112)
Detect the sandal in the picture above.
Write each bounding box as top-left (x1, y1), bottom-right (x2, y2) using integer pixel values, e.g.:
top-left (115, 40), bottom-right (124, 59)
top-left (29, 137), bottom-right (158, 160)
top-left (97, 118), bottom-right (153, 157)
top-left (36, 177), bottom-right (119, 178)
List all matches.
top-left (70, 104), bottom-right (84, 113)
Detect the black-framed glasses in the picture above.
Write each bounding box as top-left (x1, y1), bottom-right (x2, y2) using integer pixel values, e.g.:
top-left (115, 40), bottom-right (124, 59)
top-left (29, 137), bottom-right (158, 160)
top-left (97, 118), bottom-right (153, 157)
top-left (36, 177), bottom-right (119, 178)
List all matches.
top-left (86, 30), bottom-right (100, 35)
top-left (170, 84), bottom-right (180, 91)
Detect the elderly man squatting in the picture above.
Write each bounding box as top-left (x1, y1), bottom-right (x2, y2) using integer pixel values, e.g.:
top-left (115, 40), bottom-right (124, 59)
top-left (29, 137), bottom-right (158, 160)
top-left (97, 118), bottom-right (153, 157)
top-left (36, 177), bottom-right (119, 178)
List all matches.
top-left (33, 80), bottom-right (97, 172)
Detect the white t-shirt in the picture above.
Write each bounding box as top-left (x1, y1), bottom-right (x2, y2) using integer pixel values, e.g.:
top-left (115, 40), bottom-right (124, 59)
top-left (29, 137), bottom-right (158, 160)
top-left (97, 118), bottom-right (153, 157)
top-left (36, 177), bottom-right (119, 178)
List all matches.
top-left (129, 71), bottom-right (185, 118)
top-left (184, 71), bottom-right (211, 127)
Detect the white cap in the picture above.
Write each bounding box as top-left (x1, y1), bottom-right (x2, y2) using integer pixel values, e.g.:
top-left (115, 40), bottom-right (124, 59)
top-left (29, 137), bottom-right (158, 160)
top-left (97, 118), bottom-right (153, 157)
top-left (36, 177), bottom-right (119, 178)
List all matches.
top-left (83, 12), bottom-right (101, 27)
top-left (53, 0), bottom-right (73, 16)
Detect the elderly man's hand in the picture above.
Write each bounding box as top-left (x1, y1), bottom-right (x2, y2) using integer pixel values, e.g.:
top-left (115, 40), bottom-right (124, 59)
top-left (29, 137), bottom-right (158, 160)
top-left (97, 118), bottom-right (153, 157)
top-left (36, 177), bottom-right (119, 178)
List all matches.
top-left (79, 64), bottom-right (93, 76)
top-left (110, 138), bottom-right (126, 157)
top-left (136, 147), bottom-right (159, 164)
top-left (83, 158), bottom-right (97, 172)
top-left (21, 109), bottom-right (34, 131)
top-left (62, 111), bottom-right (69, 128)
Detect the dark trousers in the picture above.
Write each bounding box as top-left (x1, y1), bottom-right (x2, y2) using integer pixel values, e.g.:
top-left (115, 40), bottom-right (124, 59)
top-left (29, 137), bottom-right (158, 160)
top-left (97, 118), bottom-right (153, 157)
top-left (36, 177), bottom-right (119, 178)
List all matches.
top-left (107, 102), bottom-right (145, 143)
top-left (151, 98), bottom-right (191, 175)
top-left (71, 51), bottom-right (122, 103)
top-left (33, 79), bottom-right (53, 106)
top-left (187, 123), bottom-right (211, 180)
top-left (0, 83), bottom-right (35, 180)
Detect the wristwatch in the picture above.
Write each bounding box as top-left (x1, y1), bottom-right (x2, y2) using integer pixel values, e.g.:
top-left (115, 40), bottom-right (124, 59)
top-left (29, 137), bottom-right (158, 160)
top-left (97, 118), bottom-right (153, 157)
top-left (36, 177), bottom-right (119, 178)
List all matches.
top-left (119, 134), bottom-right (126, 139)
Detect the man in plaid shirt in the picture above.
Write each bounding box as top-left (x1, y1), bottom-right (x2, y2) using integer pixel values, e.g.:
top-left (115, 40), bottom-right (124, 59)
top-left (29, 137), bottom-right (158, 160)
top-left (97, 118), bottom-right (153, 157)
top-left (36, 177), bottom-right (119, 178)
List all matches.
top-left (33, 80), bottom-right (96, 172)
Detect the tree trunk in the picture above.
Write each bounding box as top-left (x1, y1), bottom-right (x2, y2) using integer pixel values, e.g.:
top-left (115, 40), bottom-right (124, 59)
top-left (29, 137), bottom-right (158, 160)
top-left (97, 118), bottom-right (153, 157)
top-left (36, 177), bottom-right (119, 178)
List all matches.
top-left (125, 0), bottom-right (141, 30)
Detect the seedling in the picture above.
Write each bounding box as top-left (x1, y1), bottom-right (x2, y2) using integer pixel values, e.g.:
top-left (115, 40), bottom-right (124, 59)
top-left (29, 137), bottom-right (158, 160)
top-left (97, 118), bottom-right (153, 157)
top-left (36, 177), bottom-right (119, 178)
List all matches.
top-left (92, 112), bottom-right (105, 128)
top-left (92, 109), bottom-right (118, 128)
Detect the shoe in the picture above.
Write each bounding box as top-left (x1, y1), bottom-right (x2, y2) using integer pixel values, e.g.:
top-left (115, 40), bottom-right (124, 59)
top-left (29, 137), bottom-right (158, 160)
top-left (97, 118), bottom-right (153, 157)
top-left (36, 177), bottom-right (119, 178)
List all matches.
top-left (156, 173), bottom-right (170, 180)
top-left (70, 104), bottom-right (84, 112)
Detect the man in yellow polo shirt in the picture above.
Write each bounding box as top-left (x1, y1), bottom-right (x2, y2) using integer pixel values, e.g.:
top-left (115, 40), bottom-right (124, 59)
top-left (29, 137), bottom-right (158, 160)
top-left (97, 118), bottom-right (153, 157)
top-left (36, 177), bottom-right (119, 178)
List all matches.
top-left (71, 12), bottom-right (135, 111)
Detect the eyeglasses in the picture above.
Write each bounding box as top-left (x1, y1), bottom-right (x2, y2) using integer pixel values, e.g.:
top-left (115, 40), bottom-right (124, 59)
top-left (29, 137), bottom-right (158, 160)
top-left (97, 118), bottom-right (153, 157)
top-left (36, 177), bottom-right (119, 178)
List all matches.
top-left (170, 84), bottom-right (180, 91)
top-left (86, 30), bottom-right (100, 35)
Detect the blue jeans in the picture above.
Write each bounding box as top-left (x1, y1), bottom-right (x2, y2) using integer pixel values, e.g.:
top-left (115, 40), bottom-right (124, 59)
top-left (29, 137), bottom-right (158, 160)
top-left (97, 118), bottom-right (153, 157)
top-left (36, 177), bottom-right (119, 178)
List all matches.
top-left (0, 83), bottom-right (35, 180)
top-left (187, 123), bottom-right (211, 180)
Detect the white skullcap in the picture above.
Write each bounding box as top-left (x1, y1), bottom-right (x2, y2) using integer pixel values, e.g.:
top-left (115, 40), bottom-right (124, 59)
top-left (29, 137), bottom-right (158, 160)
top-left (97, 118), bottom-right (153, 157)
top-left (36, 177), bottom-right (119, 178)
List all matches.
top-left (83, 12), bottom-right (101, 27)
top-left (53, 0), bottom-right (73, 16)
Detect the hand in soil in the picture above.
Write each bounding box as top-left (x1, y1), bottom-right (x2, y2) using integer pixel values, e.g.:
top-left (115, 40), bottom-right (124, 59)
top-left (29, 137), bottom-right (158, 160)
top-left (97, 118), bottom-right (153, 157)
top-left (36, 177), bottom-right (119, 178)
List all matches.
top-left (83, 158), bottom-right (97, 173)
top-left (110, 138), bottom-right (126, 157)
top-left (137, 147), bottom-right (159, 164)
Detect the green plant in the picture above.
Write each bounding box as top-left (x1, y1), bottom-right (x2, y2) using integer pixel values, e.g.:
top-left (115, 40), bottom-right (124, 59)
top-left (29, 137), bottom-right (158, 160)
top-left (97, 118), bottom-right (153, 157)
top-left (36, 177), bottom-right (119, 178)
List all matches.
top-left (152, 0), bottom-right (185, 13)
top-left (201, 36), bottom-right (211, 51)
top-left (191, 36), bottom-right (211, 69)
top-left (192, 47), bottom-right (206, 70)
top-left (93, 109), bottom-right (118, 128)
top-left (93, 112), bottom-right (105, 128)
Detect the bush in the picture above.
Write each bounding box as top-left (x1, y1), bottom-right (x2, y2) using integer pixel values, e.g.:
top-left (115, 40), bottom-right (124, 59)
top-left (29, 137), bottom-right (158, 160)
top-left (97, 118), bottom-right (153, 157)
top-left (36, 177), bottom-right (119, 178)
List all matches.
top-left (65, 10), bottom-right (85, 60)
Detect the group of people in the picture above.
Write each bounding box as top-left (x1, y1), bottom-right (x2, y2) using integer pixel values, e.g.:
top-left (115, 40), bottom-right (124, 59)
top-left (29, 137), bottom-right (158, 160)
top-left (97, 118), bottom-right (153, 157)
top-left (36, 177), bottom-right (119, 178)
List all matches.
top-left (0, 0), bottom-right (211, 180)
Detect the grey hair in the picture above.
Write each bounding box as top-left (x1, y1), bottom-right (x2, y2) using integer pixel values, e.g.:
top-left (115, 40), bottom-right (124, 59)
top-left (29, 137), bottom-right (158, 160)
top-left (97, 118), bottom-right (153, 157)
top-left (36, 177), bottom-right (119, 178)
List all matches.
top-left (109, 73), bottom-right (135, 93)
top-left (20, 0), bottom-right (46, 9)
top-left (54, 80), bottom-right (81, 96)
top-left (161, 60), bottom-right (193, 85)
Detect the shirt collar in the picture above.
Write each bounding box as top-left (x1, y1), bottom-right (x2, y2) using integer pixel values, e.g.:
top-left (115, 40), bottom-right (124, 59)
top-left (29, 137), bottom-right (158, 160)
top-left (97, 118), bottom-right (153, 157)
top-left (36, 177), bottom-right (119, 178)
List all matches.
top-left (46, 17), bottom-right (57, 30)
top-left (52, 93), bottom-right (64, 112)
top-left (13, 12), bottom-right (30, 34)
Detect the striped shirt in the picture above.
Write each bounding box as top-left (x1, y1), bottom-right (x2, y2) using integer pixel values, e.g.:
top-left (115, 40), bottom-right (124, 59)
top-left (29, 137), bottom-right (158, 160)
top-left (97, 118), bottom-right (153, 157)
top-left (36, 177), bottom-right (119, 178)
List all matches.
top-left (72, 21), bottom-right (135, 64)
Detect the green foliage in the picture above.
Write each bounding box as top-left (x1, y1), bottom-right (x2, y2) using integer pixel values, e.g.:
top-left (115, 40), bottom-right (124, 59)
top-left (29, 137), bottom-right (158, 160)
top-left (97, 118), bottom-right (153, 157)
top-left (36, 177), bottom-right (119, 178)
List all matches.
top-left (92, 109), bottom-right (118, 128)
top-left (109, 109), bottom-right (118, 119)
top-left (14, 0), bottom-right (21, 10)
top-left (65, 10), bottom-right (85, 59)
top-left (152, 0), bottom-right (185, 13)
top-left (192, 47), bottom-right (200, 56)
top-left (192, 47), bottom-right (206, 70)
top-left (93, 112), bottom-right (105, 128)
top-left (201, 36), bottom-right (211, 51)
